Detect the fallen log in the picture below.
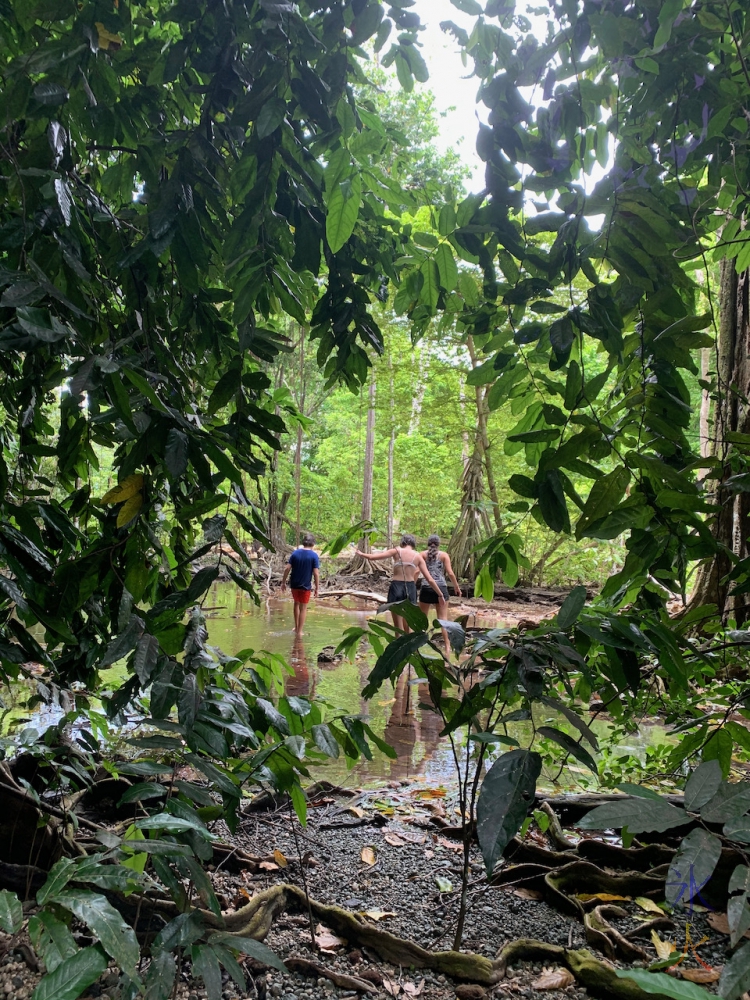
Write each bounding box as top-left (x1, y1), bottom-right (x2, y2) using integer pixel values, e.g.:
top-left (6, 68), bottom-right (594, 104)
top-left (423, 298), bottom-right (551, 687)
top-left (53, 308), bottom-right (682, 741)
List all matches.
top-left (318, 589), bottom-right (387, 604)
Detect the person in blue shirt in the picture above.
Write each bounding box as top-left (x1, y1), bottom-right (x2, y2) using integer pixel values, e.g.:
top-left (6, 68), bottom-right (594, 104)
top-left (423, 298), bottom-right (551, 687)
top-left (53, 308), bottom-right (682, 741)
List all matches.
top-left (281, 533), bottom-right (320, 635)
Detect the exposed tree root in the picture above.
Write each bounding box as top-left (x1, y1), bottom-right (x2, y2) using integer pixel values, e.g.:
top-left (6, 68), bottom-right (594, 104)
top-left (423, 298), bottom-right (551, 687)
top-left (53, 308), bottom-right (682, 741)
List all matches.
top-left (497, 940), bottom-right (673, 1000)
top-left (285, 957), bottom-right (376, 993)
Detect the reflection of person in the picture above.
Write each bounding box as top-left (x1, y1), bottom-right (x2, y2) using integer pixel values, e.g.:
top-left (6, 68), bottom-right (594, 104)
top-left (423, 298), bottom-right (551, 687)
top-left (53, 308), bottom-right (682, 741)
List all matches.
top-left (357, 534), bottom-right (441, 634)
top-left (281, 533), bottom-right (320, 635)
top-left (287, 635), bottom-right (313, 699)
top-left (418, 535), bottom-right (462, 651)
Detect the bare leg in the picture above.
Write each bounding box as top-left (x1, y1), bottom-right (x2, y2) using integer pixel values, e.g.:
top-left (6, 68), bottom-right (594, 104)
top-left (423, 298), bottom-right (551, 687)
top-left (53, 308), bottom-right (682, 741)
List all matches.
top-left (391, 612), bottom-right (408, 634)
top-left (436, 597), bottom-right (451, 652)
top-left (293, 601), bottom-right (301, 633)
top-left (297, 601), bottom-right (309, 635)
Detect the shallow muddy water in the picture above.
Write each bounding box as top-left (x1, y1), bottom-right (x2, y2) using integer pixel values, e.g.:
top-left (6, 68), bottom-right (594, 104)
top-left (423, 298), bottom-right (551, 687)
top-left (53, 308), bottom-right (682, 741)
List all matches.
top-left (204, 584), bottom-right (674, 790)
top-left (2, 582), bottom-right (675, 791)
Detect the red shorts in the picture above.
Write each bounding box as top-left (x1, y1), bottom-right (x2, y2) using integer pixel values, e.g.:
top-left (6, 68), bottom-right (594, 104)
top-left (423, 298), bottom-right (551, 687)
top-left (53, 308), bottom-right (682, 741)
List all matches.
top-left (291, 588), bottom-right (312, 604)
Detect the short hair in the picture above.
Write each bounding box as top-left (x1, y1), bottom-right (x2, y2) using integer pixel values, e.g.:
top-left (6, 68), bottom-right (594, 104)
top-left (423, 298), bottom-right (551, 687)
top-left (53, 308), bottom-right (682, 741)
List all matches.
top-left (301, 532), bottom-right (315, 547)
top-left (400, 533), bottom-right (416, 548)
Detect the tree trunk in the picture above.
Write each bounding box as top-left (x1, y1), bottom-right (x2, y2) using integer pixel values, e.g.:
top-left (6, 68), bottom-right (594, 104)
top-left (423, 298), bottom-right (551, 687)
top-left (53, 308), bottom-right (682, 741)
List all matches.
top-left (459, 375), bottom-right (470, 471)
top-left (691, 260), bottom-right (750, 623)
top-left (448, 440), bottom-right (493, 581)
top-left (361, 379), bottom-right (376, 552)
top-left (409, 345), bottom-right (426, 436)
top-left (387, 350), bottom-right (395, 548)
top-left (467, 338), bottom-right (502, 532)
top-left (294, 328), bottom-right (306, 546)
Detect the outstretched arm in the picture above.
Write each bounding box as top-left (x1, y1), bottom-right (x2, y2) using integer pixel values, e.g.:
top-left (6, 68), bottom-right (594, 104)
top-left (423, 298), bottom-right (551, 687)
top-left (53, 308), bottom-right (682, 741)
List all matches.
top-left (416, 554), bottom-right (441, 596)
top-left (442, 554), bottom-right (461, 597)
top-left (358, 547), bottom-right (396, 561)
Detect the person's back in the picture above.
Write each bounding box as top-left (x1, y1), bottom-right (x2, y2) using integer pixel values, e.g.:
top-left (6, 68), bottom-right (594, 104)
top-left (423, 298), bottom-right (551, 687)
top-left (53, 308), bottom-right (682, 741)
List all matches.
top-left (281, 533), bottom-right (320, 635)
top-left (288, 546), bottom-right (319, 590)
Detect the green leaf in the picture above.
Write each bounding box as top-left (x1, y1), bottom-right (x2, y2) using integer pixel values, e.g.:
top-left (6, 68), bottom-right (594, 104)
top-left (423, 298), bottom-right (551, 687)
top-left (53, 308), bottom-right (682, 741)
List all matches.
top-left (476, 749), bottom-right (542, 874)
top-left (538, 470), bottom-right (570, 533)
top-left (29, 912), bottom-right (77, 974)
top-left (256, 98), bottom-right (286, 138)
top-left (0, 890), bottom-right (22, 934)
top-left (164, 429), bottom-right (189, 480)
top-left (450, 0), bottom-right (482, 13)
top-left (192, 945), bottom-right (222, 1000)
top-left (362, 631), bottom-right (430, 699)
top-left (665, 828), bottom-right (721, 907)
top-left (311, 723), bottom-right (339, 758)
top-left (728, 865), bottom-right (750, 948)
top-left (720, 941), bottom-right (750, 1000)
top-left (387, 601), bottom-right (428, 632)
top-left (615, 969), bottom-right (713, 1000)
top-left (540, 696), bottom-right (599, 750)
top-left (136, 814), bottom-right (216, 841)
top-left (419, 258), bottom-right (440, 311)
top-left (576, 467), bottom-right (631, 540)
top-left (435, 244), bottom-right (458, 291)
top-left (684, 760), bottom-right (722, 813)
top-left (579, 798), bottom-right (689, 834)
top-left (557, 585), bottom-right (587, 629)
top-left (701, 782), bottom-right (750, 823)
top-left (538, 726), bottom-right (598, 775)
top-left (31, 946), bottom-right (107, 1000)
top-left (37, 858), bottom-right (77, 906)
top-left (326, 169), bottom-right (361, 254)
top-left (54, 890), bottom-right (141, 983)
top-left (702, 727), bottom-right (733, 778)
top-left (207, 933), bottom-right (287, 972)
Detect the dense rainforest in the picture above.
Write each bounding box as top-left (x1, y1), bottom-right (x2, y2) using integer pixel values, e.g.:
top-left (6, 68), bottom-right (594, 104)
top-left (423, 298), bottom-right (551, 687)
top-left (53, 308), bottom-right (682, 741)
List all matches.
top-left (1, 1), bottom-right (750, 1000)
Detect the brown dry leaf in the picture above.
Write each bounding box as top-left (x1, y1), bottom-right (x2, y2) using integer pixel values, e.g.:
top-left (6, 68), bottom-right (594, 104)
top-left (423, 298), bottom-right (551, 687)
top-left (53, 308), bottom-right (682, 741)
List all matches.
top-left (578, 892), bottom-right (631, 903)
top-left (681, 969), bottom-right (720, 984)
top-left (363, 910), bottom-right (397, 922)
top-left (361, 846), bottom-right (377, 866)
top-left (314, 924), bottom-right (346, 952)
top-left (384, 833), bottom-right (407, 847)
top-left (348, 806), bottom-right (366, 819)
top-left (273, 849), bottom-right (288, 868)
top-left (635, 896), bottom-right (664, 915)
top-left (416, 788), bottom-right (447, 799)
top-left (531, 970), bottom-right (575, 990)
top-left (259, 861), bottom-right (279, 871)
top-left (510, 887), bottom-right (544, 901)
top-left (651, 930), bottom-right (676, 960)
top-left (708, 912), bottom-right (731, 935)
top-left (403, 981), bottom-right (425, 996)
top-left (438, 836), bottom-right (463, 853)
top-left (383, 977), bottom-right (401, 997)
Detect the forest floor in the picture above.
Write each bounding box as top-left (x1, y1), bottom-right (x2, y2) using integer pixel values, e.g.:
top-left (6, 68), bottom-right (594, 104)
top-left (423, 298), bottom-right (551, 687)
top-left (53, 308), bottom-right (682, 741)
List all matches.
top-left (11, 783), bottom-right (730, 1000)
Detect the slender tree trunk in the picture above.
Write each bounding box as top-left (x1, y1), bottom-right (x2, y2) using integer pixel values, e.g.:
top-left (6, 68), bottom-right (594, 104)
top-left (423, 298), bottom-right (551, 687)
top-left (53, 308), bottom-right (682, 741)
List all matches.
top-left (409, 345), bottom-right (426, 436)
top-left (467, 337), bottom-right (502, 532)
top-left (458, 375), bottom-right (470, 470)
top-left (294, 328), bottom-right (306, 546)
top-left (387, 350), bottom-right (395, 548)
top-left (361, 379), bottom-right (376, 552)
top-left (691, 260), bottom-right (750, 623)
top-left (699, 347), bottom-right (712, 459)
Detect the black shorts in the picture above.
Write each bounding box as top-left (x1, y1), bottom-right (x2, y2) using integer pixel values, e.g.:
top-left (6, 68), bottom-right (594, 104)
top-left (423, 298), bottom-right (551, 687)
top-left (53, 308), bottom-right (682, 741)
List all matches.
top-left (387, 580), bottom-right (417, 605)
top-left (419, 584), bottom-right (449, 605)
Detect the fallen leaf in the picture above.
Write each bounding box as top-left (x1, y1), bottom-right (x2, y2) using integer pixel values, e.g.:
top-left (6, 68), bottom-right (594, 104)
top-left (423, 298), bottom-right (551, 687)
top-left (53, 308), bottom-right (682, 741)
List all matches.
top-left (708, 912), bottom-right (730, 935)
top-left (385, 833), bottom-right (407, 847)
top-left (363, 910), bottom-right (397, 922)
top-left (399, 830), bottom-right (426, 845)
top-left (435, 875), bottom-right (453, 893)
top-left (438, 836), bottom-right (463, 852)
top-left (315, 924), bottom-right (346, 952)
top-left (635, 896), bottom-right (664, 915)
top-left (403, 981), bottom-right (425, 996)
top-left (259, 861), bottom-right (279, 871)
top-left (361, 846), bottom-right (377, 866)
top-left (531, 970), bottom-right (575, 990)
top-left (416, 788), bottom-right (447, 799)
top-left (578, 892), bottom-right (631, 903)
top-left (348, 806), bottom-right (366, 819)
top-left (681, 969), bottom-right (720, 984)
top-left (273, 849), bottom-right (288, 868)
top-left (383, 977), bottom-right (401, 996)
top-left (651, 929), bottom-right (676, 960)
top-left (510, 887), bottom-right (544, 901)
top-left (424, 849), bottom-right (434, 860)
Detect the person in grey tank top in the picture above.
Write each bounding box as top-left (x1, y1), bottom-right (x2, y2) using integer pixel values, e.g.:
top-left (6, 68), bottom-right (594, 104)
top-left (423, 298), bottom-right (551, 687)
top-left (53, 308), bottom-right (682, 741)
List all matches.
top-left (418, 535), bottom-right (462, 652)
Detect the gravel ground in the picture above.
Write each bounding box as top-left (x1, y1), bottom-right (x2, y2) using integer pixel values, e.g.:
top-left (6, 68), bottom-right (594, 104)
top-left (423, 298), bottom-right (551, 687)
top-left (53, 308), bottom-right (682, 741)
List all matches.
top-left (3, 784), bottom-right (734, 1000)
